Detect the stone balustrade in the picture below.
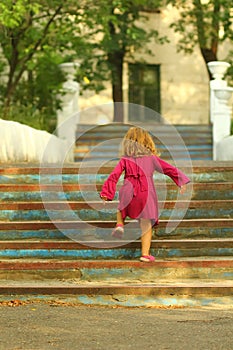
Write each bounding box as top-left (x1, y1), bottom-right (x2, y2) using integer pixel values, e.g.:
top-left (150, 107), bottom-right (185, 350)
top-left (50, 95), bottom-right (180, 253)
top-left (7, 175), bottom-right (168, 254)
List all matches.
top-left (207, 61), bottom-right (233, 161)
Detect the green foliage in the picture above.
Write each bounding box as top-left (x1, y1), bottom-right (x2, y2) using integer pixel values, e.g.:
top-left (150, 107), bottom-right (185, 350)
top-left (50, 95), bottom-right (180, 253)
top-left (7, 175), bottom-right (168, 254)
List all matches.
top-left (0, 0), bottom-right (168, 125)
top-left (0, 104), bottom-right (57, 133)
top-left (225, 51), bottom-right (233, 86)
top-left (10, 54), bottom-right (65, 132)
top-left (0, 0), bottom-right (41, 28)
top-left (0, 0), bottom-right (89, 126)
top-left (76, 0), bottom-right (167, 92)
top-left (166, 0), bottom-right (233, 61)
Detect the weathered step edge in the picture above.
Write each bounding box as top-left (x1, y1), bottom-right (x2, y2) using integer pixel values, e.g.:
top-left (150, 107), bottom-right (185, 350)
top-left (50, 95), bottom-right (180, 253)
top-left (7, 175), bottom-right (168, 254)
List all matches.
top-left (0, 162), bottom-right (232, 174)
top-left (0, 258), bottom-right (232, 269)
top-left (0, 182), bottom-right (232, 191)
top-left (0, 284), bottom-right (232, 297)
top-left (0, 219), bottom-right (232, 230)
top-left (0, 200), bottom-right (231, 210)
top-left (0, 240), bottom-right (233, 250)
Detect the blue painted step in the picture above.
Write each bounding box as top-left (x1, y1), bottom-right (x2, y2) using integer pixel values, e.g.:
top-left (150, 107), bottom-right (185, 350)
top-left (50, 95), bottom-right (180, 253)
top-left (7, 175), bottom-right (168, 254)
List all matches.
top-left (0, 219), bottom-right (232, 241)
top-left (0, 258), bottom-right (232, 282)
top-left (75, 123), bottom-right (213, 161)
top-left (0, 162), bottom-right (232, 259)
top-left (0, 240), bottom-right (233, 259)
top-left (0, 160), bottom-right (233, 307)
top-left (0, 183), bottom-right (232, 202)
top-left (0, 199), bottom-right (231, 222)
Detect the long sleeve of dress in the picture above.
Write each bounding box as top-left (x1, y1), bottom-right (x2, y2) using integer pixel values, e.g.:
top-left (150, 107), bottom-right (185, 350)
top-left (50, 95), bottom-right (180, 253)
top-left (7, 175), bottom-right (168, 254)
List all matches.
top-left (153, 156), bottom-right (190, 187)
top-left (100, 159), bottom-right (125, 200)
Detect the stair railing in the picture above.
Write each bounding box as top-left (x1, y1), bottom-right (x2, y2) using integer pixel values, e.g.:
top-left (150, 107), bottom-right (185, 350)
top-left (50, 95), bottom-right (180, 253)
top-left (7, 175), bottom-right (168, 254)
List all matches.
top-left (207, 61), bottom-right (233, 160)
top-left (57, 62), bottom-right (80, 161)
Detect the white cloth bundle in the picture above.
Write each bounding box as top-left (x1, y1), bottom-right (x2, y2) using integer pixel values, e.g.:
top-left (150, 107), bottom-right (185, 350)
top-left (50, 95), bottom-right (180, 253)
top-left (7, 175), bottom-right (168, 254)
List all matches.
top-left (0, 119), bottom-right (73, 163)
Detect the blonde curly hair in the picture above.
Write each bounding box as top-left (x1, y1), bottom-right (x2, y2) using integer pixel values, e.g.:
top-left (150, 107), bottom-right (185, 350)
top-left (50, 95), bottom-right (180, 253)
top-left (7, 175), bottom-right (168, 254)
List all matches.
top-left (121, 126), bottom-right (160, 157)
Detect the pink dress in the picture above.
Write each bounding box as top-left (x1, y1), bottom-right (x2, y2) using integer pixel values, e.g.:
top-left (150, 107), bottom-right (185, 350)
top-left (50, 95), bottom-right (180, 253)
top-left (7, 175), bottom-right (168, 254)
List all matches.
top-left (100, 155), bottom-right (190, 225)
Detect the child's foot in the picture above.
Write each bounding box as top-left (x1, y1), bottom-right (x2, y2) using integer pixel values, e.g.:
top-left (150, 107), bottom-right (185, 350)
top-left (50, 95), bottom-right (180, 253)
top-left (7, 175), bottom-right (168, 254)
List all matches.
top-left (112, 224), bottom-right (124, 239)
top-left (140, 255), bottom-right (155, 262)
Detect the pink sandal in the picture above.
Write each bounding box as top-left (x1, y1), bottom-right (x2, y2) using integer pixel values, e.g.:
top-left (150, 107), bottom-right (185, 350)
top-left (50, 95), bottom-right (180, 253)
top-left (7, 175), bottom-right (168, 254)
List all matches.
top-left (112, 224), bottom-right (124, 239)
top-left (140, 255), bottom-right (155, 262)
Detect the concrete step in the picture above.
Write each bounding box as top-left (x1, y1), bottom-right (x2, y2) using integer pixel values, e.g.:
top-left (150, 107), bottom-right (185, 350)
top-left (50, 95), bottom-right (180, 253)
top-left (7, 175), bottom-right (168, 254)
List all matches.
top-left (0, 281), bottom-right (232, 307)
top-left (76, 124), bottom-right (213, 142)
top-left (74, 153), bottom-right (213, 162)
top-left (0, 256), bottom-right (232, 307)
top-left (0, 281), bottom-right (232, 297)
top-left (0, 163), bottom-right (232, 183)
top-left (75, 123), bottom-right (213, 161)
top-left (0, 258), bottom-right (232, 281)
top-left (1, 172), bottom-right (232, 183)
top-left (0, 240), bottom-right (232, 259)
top-left (0, 200), bottom-right (231, 221)
top-left (0, 182), bottom-right (233, 202)
top-left (75, 138), bottom-right (213, 147)
top-left (74, 146), bottom-right (213, 160)
top-left (0, 219), bottom-right (232, 240)
top-left (0, 199), bottom-right (231, 211)
top-left (76, 140), bottom-right (212, 147)
top-left (0, 245), bottom-right (231, 309)
top-left (74, 150), bottom-right (213, 162)
top-left (76, 123), bottom-right (213, 132)
top-left (0, 182), bottom-right (232, 201)
top-left (0, 163), bottom-right (231, 249)
top-left (76, 123), bottom-right (213, 130)
top-left (1, 160), bottom-right (232, 308)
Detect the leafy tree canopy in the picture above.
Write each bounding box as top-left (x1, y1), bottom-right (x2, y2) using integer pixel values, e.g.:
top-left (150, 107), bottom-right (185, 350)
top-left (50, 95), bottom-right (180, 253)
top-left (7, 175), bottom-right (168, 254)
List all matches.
top-left (0, 0), bottom-right (89, 128)
top-left (76, 0), bottom-right (168, 120)
top-left (166, 0), bottom-right (233, 79)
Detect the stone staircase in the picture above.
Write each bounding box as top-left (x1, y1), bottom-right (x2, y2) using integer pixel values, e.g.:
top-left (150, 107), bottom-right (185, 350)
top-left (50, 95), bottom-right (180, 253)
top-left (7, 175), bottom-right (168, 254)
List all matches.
top-left (0, 161), bottom-right (232, 307)
top-left (75, 123), bottom-right (213, 162)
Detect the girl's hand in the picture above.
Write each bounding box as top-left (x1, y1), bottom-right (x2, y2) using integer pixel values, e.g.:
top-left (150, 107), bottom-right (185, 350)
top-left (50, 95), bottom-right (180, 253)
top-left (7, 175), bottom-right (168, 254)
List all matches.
top-left (180, 185), bottom-right (187, 194)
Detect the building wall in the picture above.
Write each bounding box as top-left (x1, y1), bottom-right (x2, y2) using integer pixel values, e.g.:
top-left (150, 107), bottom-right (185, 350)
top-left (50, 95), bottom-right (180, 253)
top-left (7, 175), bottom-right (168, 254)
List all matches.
top-left (143, 6), bottom-right (210, 124)
top-left (78, 5), bottom-right (232, 125)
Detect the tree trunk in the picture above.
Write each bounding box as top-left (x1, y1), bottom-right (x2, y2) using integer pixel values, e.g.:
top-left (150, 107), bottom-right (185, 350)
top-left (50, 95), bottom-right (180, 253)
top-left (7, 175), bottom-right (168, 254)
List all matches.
top-left (201, 48), bottom-right (218, 80)
top-left (193, 0), bottom-right (220, 80)
top-left (107, 15), bottom-right (125, 123)
top-left (3, 79), bottom-right (17, 119)
top-left (108, 51), bottom-right (124, 122)
top-left (3, 35), bottom-right (20, 118)
top-left (3, 69), bottom-right (24, 118)
top-left (199, 0), bottom-right (220, 80)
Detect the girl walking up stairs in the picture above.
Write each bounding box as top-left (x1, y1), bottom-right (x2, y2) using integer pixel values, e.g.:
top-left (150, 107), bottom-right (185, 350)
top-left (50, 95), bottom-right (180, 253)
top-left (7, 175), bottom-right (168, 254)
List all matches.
top-left (0, 123), bottom-right (232, 307)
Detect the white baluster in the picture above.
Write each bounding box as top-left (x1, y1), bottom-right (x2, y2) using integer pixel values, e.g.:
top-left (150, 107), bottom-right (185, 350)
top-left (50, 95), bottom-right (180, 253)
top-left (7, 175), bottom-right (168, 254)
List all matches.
top-left (207, 61), bottom-right (233, 160)
top-left (57, 62), bottom-right (80, 160)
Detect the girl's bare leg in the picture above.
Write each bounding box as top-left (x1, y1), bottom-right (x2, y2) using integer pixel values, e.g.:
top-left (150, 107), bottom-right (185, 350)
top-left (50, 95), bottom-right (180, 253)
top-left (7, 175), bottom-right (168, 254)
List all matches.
top-left (140, 219), bottom-right (152, 256)
top-left (116, 210), bottom-right (124, 226)
top-left (112, 211), bottom-right (124, 238)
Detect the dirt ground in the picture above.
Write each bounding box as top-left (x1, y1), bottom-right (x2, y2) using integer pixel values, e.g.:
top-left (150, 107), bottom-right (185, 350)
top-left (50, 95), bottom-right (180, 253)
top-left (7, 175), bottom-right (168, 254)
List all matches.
top-left (0, 301), bottom-right (232, 350)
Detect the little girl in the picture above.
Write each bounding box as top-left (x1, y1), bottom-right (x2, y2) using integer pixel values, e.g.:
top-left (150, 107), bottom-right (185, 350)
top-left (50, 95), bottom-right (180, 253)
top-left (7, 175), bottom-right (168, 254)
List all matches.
top-left (100, 126), bottom-right (190, 262)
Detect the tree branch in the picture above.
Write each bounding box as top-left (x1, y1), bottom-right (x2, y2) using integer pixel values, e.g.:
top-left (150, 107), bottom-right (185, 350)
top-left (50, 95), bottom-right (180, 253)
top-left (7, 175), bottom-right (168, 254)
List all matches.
top-left (13, 5), bottom-right (63, 87)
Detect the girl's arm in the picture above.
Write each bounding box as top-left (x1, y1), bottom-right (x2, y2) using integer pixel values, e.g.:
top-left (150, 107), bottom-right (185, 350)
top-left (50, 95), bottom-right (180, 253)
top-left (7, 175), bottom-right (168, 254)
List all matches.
top-left (100, 159), bottom-right (125, 201)
top-left (153, 156), bottom-right (190, 187)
